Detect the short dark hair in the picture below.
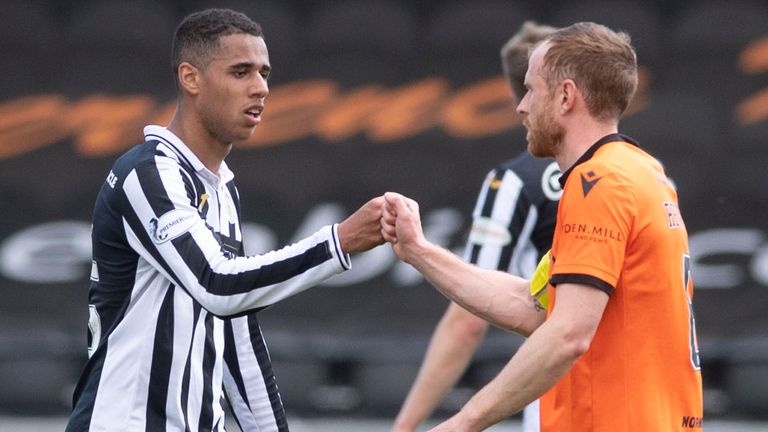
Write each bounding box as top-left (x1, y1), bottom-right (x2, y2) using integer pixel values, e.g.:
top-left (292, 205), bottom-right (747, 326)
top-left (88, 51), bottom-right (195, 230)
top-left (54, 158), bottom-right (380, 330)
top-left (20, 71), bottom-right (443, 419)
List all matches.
top-left (171, 8), bottom-right (263, 74)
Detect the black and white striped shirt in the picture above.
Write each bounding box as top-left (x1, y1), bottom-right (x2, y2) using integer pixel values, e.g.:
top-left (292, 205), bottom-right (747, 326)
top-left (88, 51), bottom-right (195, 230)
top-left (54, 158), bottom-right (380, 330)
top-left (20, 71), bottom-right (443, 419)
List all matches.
top-left (67, 125), bottom-right (351, 432)
top-left (464, 152), bottom-right (561, 276)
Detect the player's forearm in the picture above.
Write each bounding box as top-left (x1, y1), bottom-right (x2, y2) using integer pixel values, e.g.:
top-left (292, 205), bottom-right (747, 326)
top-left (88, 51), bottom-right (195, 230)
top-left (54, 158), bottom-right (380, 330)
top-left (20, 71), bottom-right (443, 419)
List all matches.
top-left (407, 241), bottom-right (539, 334)
top-left (394, 309), bottom-right (487, 430)
top-left (394, 375), bottom-right (449, 432)
top-left (454, 314), bottom-right (588, 430)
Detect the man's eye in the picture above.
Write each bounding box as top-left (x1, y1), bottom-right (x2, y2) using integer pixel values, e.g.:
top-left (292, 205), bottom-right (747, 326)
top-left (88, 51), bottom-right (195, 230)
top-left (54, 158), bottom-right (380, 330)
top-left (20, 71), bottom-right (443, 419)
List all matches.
top-left (234, 71), bottom-right (247, 78)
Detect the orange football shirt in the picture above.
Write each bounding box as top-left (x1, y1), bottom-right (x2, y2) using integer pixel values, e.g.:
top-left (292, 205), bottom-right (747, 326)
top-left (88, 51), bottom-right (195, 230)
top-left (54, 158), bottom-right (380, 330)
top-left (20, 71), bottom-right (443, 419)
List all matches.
top-left (541, 134), bottom-right (703, 431)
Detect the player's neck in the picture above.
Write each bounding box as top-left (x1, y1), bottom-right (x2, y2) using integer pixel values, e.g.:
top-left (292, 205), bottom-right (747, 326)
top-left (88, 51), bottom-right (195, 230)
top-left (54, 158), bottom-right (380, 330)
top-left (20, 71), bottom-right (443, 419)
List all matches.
top-left (558, 120), bottom-right (618, 171)
top-left (167, 107), bottom-right (230, 177)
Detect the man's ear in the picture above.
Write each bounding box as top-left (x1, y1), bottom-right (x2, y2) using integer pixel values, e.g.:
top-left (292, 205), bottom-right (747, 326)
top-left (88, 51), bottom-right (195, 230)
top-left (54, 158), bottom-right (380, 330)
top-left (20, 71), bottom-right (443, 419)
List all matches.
top-left (177, 62), bottom-right (201, 95)
top-left (559, 79), bottom-right (577, 113)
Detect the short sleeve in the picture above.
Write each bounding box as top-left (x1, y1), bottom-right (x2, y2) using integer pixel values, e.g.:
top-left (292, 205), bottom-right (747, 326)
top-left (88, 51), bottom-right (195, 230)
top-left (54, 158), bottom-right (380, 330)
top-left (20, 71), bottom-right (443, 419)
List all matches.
top-left (550, 166), bottom-right (635, 293)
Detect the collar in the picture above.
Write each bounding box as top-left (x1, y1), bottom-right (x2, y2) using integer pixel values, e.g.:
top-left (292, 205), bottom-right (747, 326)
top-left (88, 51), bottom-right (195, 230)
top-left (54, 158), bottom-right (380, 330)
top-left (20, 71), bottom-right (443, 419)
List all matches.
top-left (143, 125), bottom-right (235, 185)
top-left (558, 133), bottom-right (639, 188)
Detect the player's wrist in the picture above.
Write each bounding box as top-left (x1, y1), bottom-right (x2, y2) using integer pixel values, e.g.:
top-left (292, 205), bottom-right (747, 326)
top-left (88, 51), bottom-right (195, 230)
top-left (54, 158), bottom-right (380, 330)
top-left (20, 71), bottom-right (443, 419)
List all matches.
top-left (440, 410), bottom-right (483, 432)
top-left (391, 410), bottom-right (423, 432)
top-left (456, 396), bottom-right (496, 431)
top-left (391, 419), bottom-right (417, 432)
top-left (400, 236), bottom-right (434, 267)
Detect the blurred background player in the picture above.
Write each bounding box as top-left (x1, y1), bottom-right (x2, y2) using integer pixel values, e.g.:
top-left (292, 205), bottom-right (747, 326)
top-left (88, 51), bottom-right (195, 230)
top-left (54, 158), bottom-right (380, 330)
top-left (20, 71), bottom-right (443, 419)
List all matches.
top-left (391, 21), bottom-right (560, 432)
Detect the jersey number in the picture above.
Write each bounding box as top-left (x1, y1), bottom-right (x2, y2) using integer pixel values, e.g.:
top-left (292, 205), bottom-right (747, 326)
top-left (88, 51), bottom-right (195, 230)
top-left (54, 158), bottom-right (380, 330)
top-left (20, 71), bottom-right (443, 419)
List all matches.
top-left (683, 254), bottom-right (701, 370)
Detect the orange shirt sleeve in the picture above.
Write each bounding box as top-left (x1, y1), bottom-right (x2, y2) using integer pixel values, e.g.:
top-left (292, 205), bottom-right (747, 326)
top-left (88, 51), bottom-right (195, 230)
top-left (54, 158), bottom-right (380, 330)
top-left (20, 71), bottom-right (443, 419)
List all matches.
top-left (550, 163), bottom-right (636, 293)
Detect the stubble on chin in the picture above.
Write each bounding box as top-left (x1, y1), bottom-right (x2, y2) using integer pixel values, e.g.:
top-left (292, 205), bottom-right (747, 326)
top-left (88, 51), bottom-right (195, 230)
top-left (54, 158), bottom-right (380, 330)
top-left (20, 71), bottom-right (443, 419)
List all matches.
top-left (525, 127), bottom-right (552, 158)
top-left (524, 117), bottom-right (564, 159)
top-left (527, 141), bottom-right (551, 158)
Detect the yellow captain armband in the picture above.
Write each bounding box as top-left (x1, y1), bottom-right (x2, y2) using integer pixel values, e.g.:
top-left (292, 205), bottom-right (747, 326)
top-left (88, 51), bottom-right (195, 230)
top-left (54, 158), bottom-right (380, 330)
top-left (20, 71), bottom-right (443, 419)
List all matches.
top-left (530, 250), bottom-right (551, 312)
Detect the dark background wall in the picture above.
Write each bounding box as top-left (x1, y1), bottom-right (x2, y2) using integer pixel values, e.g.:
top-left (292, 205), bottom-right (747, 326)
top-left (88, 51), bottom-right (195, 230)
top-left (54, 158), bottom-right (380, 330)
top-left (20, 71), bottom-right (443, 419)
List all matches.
top-left (0, 0), bottom-right (767, 420)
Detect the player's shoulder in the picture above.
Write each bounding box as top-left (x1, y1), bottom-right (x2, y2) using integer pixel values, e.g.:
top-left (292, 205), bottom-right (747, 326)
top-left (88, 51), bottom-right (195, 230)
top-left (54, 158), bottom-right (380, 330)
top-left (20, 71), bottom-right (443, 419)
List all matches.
top-left (578, 140), bottom-right (661, 187)
top-left (110, 141), bottom-right (150, 171)
top-left (565, 144), bottom-right (657, 205)
top-left (493, 152), bottom-right (562, 202)
top-left (110, 140), bottom-right (184, 182)
top-left (569, 155), bottom-right (628, 196)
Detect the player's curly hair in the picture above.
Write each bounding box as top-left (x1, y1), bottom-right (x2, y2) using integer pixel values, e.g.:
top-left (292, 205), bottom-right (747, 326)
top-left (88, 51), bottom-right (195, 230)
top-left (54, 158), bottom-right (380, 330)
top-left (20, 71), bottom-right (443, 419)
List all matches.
top-left (172, 8), bottom-right (263, 75)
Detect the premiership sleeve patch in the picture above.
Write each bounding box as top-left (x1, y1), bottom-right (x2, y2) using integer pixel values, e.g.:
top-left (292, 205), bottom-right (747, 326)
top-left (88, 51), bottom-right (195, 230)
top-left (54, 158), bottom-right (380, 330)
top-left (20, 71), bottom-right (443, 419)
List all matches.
top-left (149, 209), bottom-right (198, 244)
top-left (467, 216), bottom-right (512, 246)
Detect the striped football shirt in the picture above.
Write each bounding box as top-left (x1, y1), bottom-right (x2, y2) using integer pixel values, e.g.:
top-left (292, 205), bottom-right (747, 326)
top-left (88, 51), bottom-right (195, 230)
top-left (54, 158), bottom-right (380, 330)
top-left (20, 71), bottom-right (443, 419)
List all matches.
top-left (464, 152), bottom-right (561, 277)
top-left (67, 125), bottom-right (350, 432)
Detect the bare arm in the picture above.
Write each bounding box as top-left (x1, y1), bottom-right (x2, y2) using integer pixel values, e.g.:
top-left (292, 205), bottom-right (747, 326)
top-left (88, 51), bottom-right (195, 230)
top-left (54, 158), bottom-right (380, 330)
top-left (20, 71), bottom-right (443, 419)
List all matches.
top-left (430, 282), bottom-right (609, 431)
top-left (392, 303), bottom-right (489, 432)
top-left (338, 196), bottom-right (386, 254)
top-left (381, 192), bottom-right (544, 335)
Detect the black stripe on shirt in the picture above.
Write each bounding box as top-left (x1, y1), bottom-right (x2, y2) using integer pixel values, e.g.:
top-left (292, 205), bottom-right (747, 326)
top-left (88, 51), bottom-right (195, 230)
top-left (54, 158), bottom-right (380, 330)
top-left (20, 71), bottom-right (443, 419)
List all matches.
top-left (198, 313), bottom-right (216, 432)
top-left (223, 321), bottom-right (250, 411)
top-left (180, 303), bottom-right (202, 432)
top-left (66, 342), bottom-right (109, 432)
top-left (248, 314), bottom-right (288, 431)
top-left (179, 168), bottom-right (197, 208)
top-left (480, 170), bottom-right (501, 217)
top-left (146, 285), bottom-right (175, 432)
